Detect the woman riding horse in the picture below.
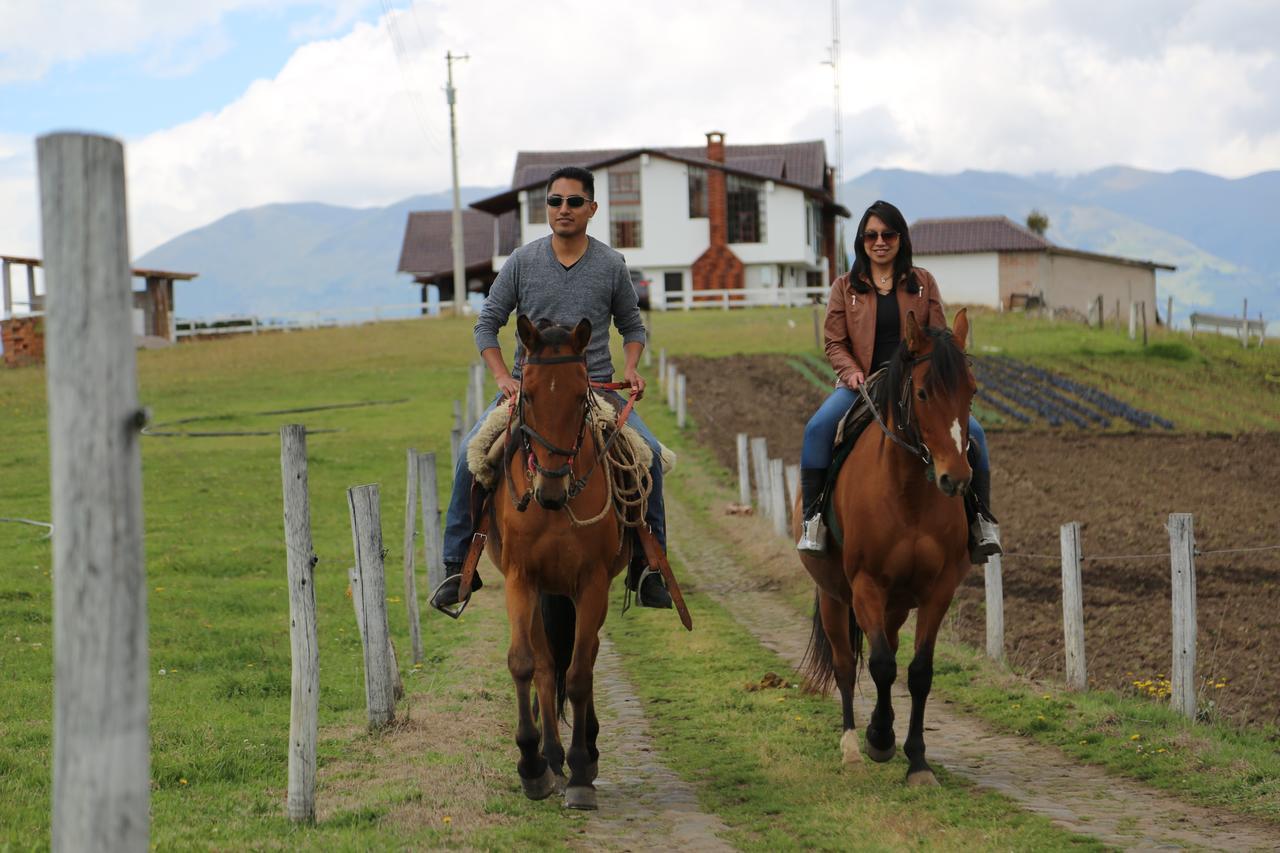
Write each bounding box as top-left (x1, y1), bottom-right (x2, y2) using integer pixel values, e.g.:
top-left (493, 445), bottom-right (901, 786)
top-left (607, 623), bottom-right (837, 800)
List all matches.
top-left (796, 199), bottom-right (1000, 560)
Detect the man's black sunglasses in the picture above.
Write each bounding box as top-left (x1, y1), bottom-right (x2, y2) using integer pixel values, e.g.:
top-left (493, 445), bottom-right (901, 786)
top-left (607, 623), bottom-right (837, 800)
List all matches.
top-left (546, 194), bottom-right (590, 209)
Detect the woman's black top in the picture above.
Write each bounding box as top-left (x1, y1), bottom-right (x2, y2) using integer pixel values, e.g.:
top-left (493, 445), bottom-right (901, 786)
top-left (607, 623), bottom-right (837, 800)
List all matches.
top-left (870, 289), bottom-right (901, 374)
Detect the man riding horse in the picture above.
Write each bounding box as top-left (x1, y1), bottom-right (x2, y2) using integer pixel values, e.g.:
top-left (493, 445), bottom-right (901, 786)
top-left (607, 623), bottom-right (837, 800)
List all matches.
top-left (432, 165), bottom-right (673, 615)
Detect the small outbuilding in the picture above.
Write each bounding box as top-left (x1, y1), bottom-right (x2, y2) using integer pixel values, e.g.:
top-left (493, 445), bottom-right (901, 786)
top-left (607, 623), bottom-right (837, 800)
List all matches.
top-left (396, 210), bottom-right (498, 306)
top-left (910, 216), bottom-right (1175, 319)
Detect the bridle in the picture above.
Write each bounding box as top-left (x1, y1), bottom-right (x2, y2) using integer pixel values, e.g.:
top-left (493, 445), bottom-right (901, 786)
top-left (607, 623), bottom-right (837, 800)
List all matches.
top-left (504, 350), bottom-right (637, 514)
top-left (857, 351), bottom-right (935, 468)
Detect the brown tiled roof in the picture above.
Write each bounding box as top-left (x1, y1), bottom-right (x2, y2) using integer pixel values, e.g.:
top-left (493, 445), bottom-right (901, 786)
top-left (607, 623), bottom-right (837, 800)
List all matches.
top-left (473, 140), bottom-right (831, 214)
top-left (397, 210), bottom-right (495, 278)
top-left (910, 216), bottom-right (1052, 255)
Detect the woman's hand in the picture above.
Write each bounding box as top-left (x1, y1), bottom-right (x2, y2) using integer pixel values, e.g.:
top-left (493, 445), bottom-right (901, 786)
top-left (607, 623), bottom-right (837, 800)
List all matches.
top-left (843, 371), bottom-right (866, 390)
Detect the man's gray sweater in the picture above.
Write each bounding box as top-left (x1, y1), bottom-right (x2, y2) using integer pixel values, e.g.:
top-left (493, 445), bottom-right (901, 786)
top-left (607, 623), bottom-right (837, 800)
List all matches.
top-left (474, 235), bottom-right (647, 381)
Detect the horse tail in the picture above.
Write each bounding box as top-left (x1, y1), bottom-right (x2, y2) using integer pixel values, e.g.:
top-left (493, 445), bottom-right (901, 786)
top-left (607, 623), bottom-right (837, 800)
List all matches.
top-left (539, 593), bottom-right (576, 717)
top-left (800, 590), bottom-right (862, 696)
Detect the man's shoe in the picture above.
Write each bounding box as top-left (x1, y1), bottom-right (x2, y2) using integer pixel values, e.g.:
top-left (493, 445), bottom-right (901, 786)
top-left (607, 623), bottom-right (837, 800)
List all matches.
top-left (430, 564), bottom-right (483, 618)
top-left (637, 568), bottom-right (672, 609)
top-left (796, 513), bottom-right (827, 554)
top-left (969, 516), bottom-right (1002, 564)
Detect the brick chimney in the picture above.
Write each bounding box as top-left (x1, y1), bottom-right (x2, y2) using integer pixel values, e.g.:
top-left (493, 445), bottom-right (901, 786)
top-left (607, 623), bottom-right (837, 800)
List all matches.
top-left (692, 131), bottom-right (744, 292)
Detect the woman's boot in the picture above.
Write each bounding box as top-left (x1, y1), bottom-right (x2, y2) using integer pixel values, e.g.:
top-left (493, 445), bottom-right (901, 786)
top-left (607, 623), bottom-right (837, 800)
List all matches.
top-left (795, 467), bottom-right (828, 554)
top-left (967, 467), bottom-right (1002, 564)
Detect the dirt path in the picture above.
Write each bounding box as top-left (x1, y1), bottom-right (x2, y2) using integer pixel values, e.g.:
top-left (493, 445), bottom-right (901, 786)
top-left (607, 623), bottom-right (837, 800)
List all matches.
top-left (667, 486), bottom-right (1280, 851)
top-left (572, 635), bottom-right (733, 851)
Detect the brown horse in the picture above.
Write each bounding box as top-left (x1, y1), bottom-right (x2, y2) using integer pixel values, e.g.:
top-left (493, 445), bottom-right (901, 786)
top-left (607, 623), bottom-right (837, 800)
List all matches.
top-left (795, 308), bottom-right (975, 786)
top-left (484, 315), bottom-right (631, 810)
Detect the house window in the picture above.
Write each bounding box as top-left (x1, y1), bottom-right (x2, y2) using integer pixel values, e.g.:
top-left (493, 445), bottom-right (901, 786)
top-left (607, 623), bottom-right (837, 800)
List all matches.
top-left (807, 199), bottom-right (822, 258)
top-left (609, 164), bottom-right (642, 248)
top-left (727, 174), bottom-right (765, 243)
top-left (663, 271), bottom-right (683, 294)
top-left (528, 188), bottom-right (546, 224)
top-left (687, 166), bottom-right (707, 218)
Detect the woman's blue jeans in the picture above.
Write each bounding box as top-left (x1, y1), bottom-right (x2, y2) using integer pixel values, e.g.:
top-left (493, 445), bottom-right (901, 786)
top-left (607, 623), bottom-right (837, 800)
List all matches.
top-left (442, 392), bottom-right (667, 566)
top-left (801, 386), bottom-right (989, 472)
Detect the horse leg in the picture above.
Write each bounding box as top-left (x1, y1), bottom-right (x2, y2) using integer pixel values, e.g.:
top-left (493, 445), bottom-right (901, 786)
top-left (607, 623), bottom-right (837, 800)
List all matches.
top-left (563, 575), bottom-right (608, 810)
top-left (585, 698), bottom-right (600, 783)
top-left (902, 577), bottom-right (960, 787)
top-left (851, 574), bottom-right (896, 762)
top-left (817, 591), bottom-right (861, 766)
top-left (505, 575), bottom-right (556, 800)
top-left (529, 599), bottom-right (567, 788)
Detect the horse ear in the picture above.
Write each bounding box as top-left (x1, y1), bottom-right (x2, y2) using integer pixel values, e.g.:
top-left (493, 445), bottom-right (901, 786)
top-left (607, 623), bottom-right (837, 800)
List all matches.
top-left (572, 318), bottom-right (592, 353)
top-left (517, 314), bottom-right (539, 351)
top-left (952, 308), bottom-right (969, 352)
top-left (905, 310), bottom-right (923, 353)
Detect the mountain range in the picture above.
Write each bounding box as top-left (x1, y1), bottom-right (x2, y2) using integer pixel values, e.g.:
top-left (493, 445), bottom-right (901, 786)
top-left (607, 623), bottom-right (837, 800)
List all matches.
top-left (138, 168), bottom-right (1278, 329)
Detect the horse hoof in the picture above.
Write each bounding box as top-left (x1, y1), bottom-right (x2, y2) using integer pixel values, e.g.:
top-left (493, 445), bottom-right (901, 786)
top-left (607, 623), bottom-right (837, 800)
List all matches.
top-left (907, 768), bottom-right (939, 787)
top-left (840, 730), bottom-right (862, 766)
top-left (521, 767), bottom-right (557, 800)
top-left (864, 741), bottom-right (896, 763)
top-left (564, 785), bottom-right (598, 811)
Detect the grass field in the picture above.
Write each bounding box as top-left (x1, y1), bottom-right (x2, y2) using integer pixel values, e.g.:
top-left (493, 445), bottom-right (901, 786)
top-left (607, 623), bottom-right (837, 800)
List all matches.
top-left (0, 307), bottom-right (1276, 848)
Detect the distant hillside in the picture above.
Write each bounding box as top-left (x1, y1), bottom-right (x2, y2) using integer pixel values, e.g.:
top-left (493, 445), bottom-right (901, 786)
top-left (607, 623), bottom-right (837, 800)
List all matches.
top-left (842, 167), bottom-right (1279, 328)
top-left (137, 187), bottom-right (503, 319)
top-left (138, 168), bottom-right (1277, 330)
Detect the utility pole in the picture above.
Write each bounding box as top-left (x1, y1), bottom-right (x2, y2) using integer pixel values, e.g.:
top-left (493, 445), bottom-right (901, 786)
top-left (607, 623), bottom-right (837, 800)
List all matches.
top-left (446, 50), bottom-right (470, 314)
top-left (822, 0), bottom-right (846, 273)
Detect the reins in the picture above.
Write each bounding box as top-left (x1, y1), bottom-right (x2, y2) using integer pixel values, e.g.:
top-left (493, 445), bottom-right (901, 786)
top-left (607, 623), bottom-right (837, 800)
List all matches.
top-left (857, 352), bottom-right (933, 465)
top-left (503, 350), bottom-right (645, 527)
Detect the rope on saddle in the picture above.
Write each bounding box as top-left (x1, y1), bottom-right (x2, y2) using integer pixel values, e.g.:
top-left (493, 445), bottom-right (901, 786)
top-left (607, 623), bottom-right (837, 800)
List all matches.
top-left (565, 382), bottom-right (652, 529)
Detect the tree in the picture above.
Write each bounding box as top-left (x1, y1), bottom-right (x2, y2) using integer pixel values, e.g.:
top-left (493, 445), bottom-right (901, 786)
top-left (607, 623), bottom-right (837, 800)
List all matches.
top-left (1026, 209), bottom-right (1050, 236)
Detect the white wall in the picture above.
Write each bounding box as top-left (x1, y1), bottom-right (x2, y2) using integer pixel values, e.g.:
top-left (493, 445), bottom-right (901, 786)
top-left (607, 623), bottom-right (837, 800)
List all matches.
top-left (914, 252), bottom-right (999, 306)
top-left (731, 181), bottom-right (809, 265)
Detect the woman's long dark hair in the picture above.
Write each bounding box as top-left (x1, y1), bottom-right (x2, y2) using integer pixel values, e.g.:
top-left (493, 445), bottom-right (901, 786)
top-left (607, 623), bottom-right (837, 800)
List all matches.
top-left (849, 199), bottom-right (918, 295)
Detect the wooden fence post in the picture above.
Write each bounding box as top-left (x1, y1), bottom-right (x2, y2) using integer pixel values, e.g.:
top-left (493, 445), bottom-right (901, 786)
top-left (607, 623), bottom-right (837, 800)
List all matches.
top-left (1166, 295), bottom-right (1173, 331)
top-left (1060, 521), bottom-right (1086, 691)
top-left (1128, 302), bottom-right (1138, 341)
top-left (658, 348), bottom-right (666, 388)
top-left (347, 485), bottom-right (397, 727)
top-left (1168, 513), bottom-right (1197, 720)
top-left (984, 530), bottom-right (1005, 663)
top-left (736, 433), bottom-right (751, 506)
top-left (418, 452), bottom-right (445, 592)
top-left (750, 437), bottom-right (770, 516)
top-left (40, 132), bottom-right (150, 852)
top-left (768, 458), bottom-right (787, 537)
top-left (676, 373), bottom-right (687, 428)
top-left (666, 364), bottom-right (677, 410)
top-left (1242, 298), bottom-right (1249, 348)
top-left (471, 363), bottom-right (486, 425)
top-left (449, 427), bottom-right (462, 477)
top-left (785, 464), bottom-right (800, 519)
top-left (280, 425), bottom-right (318, 823)
top-left (1141, 301), bottom-right (1148, 346)
top-left (401, 449), bottom-right (424, 664)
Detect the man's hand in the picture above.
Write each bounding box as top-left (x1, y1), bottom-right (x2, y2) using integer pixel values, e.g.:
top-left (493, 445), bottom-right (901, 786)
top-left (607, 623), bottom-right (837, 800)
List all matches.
top-left (623, 365), bottom-right (646, 400)
top-left (497, 375), bottom-right (521, 399)
top-left (843, 370), bottom-right (866, 390)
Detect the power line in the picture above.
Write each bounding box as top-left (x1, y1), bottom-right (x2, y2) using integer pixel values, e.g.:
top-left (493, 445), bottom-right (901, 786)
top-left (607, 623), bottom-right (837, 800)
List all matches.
top-left (378, 0), bottom-right (447, 156)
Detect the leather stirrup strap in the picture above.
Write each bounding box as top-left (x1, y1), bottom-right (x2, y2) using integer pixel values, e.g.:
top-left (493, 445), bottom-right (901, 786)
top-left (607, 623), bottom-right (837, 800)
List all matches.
top-left (634, 525), bottom-right (693, 631)
top-left (457, 494), bottom-right (491, 603)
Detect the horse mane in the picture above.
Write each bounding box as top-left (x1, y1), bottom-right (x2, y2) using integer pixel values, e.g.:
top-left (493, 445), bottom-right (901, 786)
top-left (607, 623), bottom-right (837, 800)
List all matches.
top-left (873, 325), bottom-right (968, 420)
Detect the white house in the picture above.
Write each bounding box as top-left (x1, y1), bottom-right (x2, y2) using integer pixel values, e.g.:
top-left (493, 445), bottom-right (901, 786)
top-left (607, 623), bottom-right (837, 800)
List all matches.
top-left (911, 216), bottom-right (1175, 319)
top-left (469, 132), bottom-right (848, 308)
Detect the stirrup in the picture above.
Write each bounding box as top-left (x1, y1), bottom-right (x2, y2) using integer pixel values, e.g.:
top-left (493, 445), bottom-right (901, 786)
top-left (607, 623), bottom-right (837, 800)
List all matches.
top-left (429, 574), bottom-right (471, 620)
top-left (622, 566), bottom-right (672, 612)
top-left (796, 513), bottom-right (827, 554)
top-left (969, 516), bottom-right (1002, 564)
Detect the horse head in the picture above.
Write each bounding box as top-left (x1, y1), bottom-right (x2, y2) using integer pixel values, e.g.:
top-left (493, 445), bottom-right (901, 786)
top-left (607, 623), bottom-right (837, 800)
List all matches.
top-left (516, 314), bottom-right (592, 511)
top-left (898, 308), bottom-right (976, 498)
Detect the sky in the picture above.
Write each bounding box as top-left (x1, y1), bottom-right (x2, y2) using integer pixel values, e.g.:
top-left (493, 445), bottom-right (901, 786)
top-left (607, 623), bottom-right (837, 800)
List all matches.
top-left (2, 0), bottom-right (1278, 258)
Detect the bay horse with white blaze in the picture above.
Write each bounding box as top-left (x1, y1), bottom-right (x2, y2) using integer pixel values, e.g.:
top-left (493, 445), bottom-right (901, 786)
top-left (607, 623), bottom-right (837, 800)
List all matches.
top-left (485, 315), bottom-right (632, 810)
top-left (796, 308), bottom-right (975, 786)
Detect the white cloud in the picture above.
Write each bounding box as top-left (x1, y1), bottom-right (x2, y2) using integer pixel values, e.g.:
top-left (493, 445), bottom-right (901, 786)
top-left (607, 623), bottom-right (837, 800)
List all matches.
top-left (2, 0), bottom-right (1277, 257)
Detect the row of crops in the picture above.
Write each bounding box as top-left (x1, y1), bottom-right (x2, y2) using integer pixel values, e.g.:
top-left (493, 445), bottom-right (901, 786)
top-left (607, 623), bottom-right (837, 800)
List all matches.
top-left (973, 356), bottom-right (1174, 430)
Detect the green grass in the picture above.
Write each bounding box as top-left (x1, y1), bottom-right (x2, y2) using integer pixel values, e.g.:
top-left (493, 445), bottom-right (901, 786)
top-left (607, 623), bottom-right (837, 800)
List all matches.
top-left (1, 306), bottom-right (1275, 847)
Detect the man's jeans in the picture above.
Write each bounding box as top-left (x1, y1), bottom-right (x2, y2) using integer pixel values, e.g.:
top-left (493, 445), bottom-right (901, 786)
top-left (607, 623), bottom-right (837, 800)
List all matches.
top-left (442, 392), bottom-right (667, 566)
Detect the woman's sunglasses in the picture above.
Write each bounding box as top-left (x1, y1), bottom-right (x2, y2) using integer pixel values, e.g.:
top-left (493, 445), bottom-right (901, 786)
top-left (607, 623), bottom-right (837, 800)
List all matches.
top-left (546, 194), bottom-right (590, 208)
top-left (862, 229), bottom-right (900, 243)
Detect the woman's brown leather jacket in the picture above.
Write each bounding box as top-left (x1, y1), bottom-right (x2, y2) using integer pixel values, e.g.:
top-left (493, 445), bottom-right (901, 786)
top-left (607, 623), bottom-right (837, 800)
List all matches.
top-left (822, 267), bottom-right (947, 385)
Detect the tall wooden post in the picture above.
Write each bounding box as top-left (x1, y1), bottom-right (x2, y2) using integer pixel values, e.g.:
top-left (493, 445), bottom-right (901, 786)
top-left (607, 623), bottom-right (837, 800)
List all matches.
top-left (1168, 513), bottom-right (1197, 720)
top-left (984, 531), bottom-right (1005, 663)
top-left (676, 373), bottom-right (687, 428)
top-left (750, 437), bottom-right (770, 516)
top-left (768, 458), bottom-right (787, 536)
top-left (736, 433), bottom-right (751, 506)
top-left (418, 452), bottom-right (445, 591)
top-left (280, 425), bottom-right (318, 822)
top-left (347, 485), bottom-right (396, 727)
top-left (401, 449), bottom-right (424, 664)
top-left (1060, 521), bottom-right (1086, 691)
top-left (40, 132), bottom-right (150, 852)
